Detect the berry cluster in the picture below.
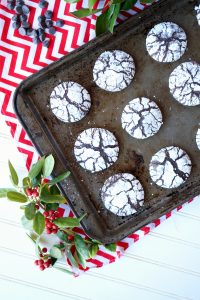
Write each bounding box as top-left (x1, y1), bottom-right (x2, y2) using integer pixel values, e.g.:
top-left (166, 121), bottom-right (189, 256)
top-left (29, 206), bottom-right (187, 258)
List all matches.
top-left (26, 187), bottom-right (39, 198)
top-left (7, 0), bottom-right (64, 47)
top-left (34, 247), bottom-right (52, 271)
top-left (43, 210), bottom-right (59, 234)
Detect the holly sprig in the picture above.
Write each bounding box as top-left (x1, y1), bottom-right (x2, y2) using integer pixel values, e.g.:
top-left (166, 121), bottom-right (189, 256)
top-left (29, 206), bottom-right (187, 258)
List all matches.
top-left (0, 155), bottom-right (116, 273)
top-left (65, 0), bottom-right (156, 35)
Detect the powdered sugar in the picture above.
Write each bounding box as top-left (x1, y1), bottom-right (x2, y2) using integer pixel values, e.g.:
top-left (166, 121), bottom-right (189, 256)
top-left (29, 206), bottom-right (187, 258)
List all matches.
top-left (50, 81), bottom-right (91, 122)
top-left (146, 22), bottom-right (187, 63)
top-left (169, 61), bottom-right (200, 106)
top-left (74, 128), bottom-right (119, 172)
top-left (121, 97), bottom-right (163, 139)
top-left (196, 128), bottom-right (200, 150)
top-left (195, 4), bottom-right (200, 26)
top-left (93, 50), bottom-right (135, 92)
top-left (101, 173), bottom-right (144, 216)
top-left (149, 146), bottom-right (192, 189)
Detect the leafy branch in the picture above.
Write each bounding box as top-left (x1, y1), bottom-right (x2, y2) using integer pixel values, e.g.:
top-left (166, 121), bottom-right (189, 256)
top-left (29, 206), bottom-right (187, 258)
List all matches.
top-left (64, 0), bottom-right (156, 35)
top-left (1, 154), bottom-right (116, 273)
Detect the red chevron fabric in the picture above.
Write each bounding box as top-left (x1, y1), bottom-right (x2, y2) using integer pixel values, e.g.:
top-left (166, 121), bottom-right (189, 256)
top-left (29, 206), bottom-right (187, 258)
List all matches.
top-left (0, 0), bottom-right (194, 275)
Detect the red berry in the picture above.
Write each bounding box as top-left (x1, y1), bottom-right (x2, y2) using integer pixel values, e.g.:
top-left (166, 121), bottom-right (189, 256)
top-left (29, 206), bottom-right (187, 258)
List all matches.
top-left (43, 211), bottom-right (49, 217)
top-left (38, 259), bottom-right (44, 266)
top-left (46, 228), bottom-right (52, 234)
top-left (42, 178), bottom-right (50, 184)
top-left (39, 265), bottom-right (45, 271)
top-left (49, 210), bottom-right (54, 216)
top-left (35, 204), bottom-right (39, 210)
top-left (49, 216), bottom-right (56, 221)
top-left (52, 229), bottom-right (58, 234)
top-left (68, 235), bottom-right (74, 241)
top-left (39, 253), bottom-right (43, 258)
top-left (52, 224), bottom-right (57, 230)
top-left (44, 261), bottom-right (50, 268)
top-left (34, 260), bottom-right (39, 265)
top-left (26, 188), bottom-right (32, 196)
top-left (48, 259), bottom-right (52, 265)
top-left (46, 222), bottom-right (52, 229)
top-left (32, 191), bottom-right (39, 198)
top-left (42, 247), bottom-right (47, 253)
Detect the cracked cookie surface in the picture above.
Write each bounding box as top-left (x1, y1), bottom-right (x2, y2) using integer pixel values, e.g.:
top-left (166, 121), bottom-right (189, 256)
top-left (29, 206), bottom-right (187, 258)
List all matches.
top-left (93, 50), bottom-right (135, 92)
top-left (121, 97), bottom-right (163, 139)
top-left (50, 81), bottom-right (91, 122)
top-left (169, 61), bottom-right (200, 106)
top-left (74, 128), bottom-right (119, 172)
top-left (196, 128), bottom-right (200, 150)
top-left (149, 146), bottom-right (192, 189)
top-left (146, 22), bottom-right (187, 63)
top-left (101, 173), bottom-right (144, 216)
top-left (195, 5), bottom-right (200, 26)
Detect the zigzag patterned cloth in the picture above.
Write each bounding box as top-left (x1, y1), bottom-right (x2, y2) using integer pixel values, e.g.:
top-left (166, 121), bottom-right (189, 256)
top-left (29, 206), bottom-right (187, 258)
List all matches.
top-left (0, 0), bottom-right (194, 275)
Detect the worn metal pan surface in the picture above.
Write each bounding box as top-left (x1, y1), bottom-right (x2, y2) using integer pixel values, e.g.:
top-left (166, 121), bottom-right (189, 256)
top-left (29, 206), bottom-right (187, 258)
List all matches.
top-left (14, 0), bottom-right (200, 243)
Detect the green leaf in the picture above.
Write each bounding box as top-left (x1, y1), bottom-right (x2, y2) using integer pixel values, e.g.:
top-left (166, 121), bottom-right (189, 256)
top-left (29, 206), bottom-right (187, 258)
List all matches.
top-left (49, 185), bottom-right (60, 195)
top-left (29, 156), bottom-right (45, 179)
top-left (40, 194), bottom-right (66, 204)
top-left (108, 4), bottom-right (121, 33)
top-left (26, 233), bottom-right (37, 244)
top-left (89, 243), bottom-right (99, 258)
top-left (50, 245), bottom-right (63, 259)
top-left (74, 235), bottom-right (90, 259)
top-left (112, 0), bottom-right (123, 3)
top-left (7, 191), bottom-right (27, 203)
top-left (0, 188), bottom-right (15, 198)
top-left (88, 0), bottom-right (97, 11)
top-left (33, 211), bottom-right (45, 235)
top-left (31, 176), bottom-right (41, 188)
top-left (76, 250), bottom-right (87, 269)
top-left (43, 154), bottom-right (55, 177)
top-left (54, 266), bottom-right (73, 274)
top-left (65, 248), bottom-right (79, 268)
top-left (121, 0), bottom-right (137, 10)
top-left (64, 0), bottom-right (80, 3)
top-left (95, 7), bottom-right (114, 36)
top-left (8, 160), bottom-right (19, 186)
top-left (21, 215), bottom-right (33, 231)
top-left (53, 217), bottom-right (80, 228)
top-left (140, 0), bottom-right (154, 3)
top-left (56, 230), bottom-right (69, 242)
top-left (105, 243), bottom-right (117, 252)
top-left (48, 171), bottom-right (70, 186)
top-left (46, 203), bottom-right (59, 212)
top-left (72, 8), bottom-right (101, 18)
top-left (50, 257), bottom-right (57, 266)
top-left (25, 202), bottom-right (36, 220)
top-left (22, 177), bottom-right (30, 193)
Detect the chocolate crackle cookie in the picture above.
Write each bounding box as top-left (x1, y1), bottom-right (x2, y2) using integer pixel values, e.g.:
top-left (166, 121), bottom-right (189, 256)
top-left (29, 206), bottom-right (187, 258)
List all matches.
top-left (149, 146), bottom-right (192, 189)
top-left (74, 128), bottom-right (119, 172)
top-left (101, 173), bottom-right (144, 217)
top-left (146, 22), bottom-right (187, 63)
top-left (169, 61), bottom-right (200, 106)
top-left (196, 128), bottom-right (200, 150)
top-left (49, 81), bottom-right (91, 122)
top-left (93, 50), bottom-right (135, 92)
top-left (121, 97), bottom-right (163, 139)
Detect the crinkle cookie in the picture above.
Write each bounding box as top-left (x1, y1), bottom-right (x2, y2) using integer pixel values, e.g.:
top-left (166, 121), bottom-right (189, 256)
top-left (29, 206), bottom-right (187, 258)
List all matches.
top-left (93, 50), bottom-right (135, 92)
top-left (101, 173), bottom-right (144, 216)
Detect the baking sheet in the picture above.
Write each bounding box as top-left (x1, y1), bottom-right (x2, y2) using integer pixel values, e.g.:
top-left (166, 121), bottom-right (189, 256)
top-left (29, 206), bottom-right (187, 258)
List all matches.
top-left (14, 0), bottom-right (200, 243)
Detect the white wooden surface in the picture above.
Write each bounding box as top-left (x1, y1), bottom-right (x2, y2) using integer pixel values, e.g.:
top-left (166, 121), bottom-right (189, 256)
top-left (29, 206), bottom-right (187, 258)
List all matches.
top-left (0, 116), bottom-right (200, 300)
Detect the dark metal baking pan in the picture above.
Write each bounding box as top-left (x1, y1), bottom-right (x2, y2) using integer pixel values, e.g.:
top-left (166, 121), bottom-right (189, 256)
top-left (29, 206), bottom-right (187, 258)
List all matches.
top-left (13, 0), bottom-right (200, 243)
